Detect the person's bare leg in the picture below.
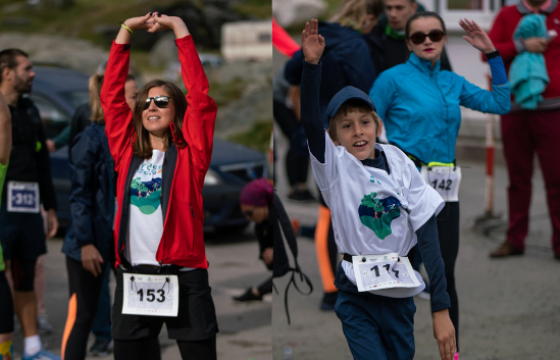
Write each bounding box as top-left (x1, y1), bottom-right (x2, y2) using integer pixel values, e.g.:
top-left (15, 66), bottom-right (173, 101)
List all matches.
top-left (35, 256), bottom-right (46, 316)
top-left (13, 291), bottom-right (38, 337)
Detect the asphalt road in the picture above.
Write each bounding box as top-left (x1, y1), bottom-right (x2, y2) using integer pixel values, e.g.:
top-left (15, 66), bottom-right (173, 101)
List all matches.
top-left (10, 227), bottom-right (272, 360)
top-left (272, 126), bottom-right (560, 360)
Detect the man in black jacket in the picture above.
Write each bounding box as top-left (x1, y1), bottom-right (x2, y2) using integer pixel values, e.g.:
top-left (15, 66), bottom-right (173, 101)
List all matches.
top-left (365, 0), bottom-right (452, 74)
top-left (0, 49), bottom-right (60, 360)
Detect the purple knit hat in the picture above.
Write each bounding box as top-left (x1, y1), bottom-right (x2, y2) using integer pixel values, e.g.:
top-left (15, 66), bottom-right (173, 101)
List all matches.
top-left (240, 178), bottom-right (273, 206)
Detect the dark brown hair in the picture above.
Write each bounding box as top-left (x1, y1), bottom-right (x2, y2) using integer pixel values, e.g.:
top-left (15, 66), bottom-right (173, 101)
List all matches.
top-left (405, 11), bottom-right (447, 39)
top-left (131, 79), bottom-right (187, 158)
top-left (328, 99), bottom-right (380, 142)
top-left (0, 49), bottom-right (29, 83)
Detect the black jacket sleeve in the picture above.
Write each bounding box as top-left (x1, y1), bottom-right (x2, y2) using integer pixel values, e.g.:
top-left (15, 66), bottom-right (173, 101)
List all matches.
top-left (300, 61), bottom-right (326, 163)
top-left (415, 215), bottom-right (451, 313)
top-left (69, 131), bottom-right (97, 247)
top-left (284, 50), bottom-right (305, 86)
top-left (32, 105), bottom-right (58, 211)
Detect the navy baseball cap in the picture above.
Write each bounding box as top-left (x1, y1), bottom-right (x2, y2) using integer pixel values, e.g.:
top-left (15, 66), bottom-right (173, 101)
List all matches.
top-left (324, 86), bottom-right (377, 127)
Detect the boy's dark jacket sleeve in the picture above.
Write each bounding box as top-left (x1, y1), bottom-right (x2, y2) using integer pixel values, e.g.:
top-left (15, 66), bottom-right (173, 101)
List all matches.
top-left (300, 61), bottom-right (326, 162)
top-left (415, 215), bottom-right (451, 313)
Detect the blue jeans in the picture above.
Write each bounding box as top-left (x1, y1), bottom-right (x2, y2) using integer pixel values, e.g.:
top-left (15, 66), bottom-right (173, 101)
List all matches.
top-left (334, 290), bottom-right (415, 360)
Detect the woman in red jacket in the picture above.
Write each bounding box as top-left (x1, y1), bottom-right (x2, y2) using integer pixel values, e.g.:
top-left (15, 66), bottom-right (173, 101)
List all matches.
top-left (100, 13), bottom-right (218, 360)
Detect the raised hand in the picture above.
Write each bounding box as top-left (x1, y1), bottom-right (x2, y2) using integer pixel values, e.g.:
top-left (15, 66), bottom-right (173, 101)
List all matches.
top-left (460, 19), bottom-right (496, 53)
top-left (301, 19), bottom-right (325, 65)
top-left (123, 13), bottom-right (155, 32)
top-left (149, 13), bottom-right (190, 38)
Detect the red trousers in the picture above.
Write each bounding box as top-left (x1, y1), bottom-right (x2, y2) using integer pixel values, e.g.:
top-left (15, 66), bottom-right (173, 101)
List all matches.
top-left (501, 107), bottom-right (560, 255)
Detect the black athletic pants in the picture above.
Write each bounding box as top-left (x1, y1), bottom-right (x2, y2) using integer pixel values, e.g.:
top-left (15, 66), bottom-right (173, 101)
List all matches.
top-left (62, 256), bottom-right (106, 360)
top-left (273, 100), bottom-right (309, 187)
top-left (436, 202), bottom-right (460, 351)
top-left (0, 271), bottom-right (14, 334)
top-left (257, 276), bottom-right (273, 296)
top-left (113, 336), bottom-right (215, 360)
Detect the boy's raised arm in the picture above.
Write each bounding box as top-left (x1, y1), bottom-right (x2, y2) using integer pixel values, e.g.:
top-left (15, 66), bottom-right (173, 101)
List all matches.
top-left (300, 19), bottom-right (327, 163)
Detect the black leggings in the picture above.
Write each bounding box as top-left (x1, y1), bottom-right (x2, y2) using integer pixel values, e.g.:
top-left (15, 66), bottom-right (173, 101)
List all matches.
top-left (113, 336), bottom-right (216, 360)
top-left (274, 100), bottom-right (309, 186)
top-left (62, 256), bottom-right (106, 360)
top-left (0, 271), bottom-right (14, 333)
top-left (257, 276), bottom-right (273, 296)
top-left (437, 202), bottom-right (460, 351)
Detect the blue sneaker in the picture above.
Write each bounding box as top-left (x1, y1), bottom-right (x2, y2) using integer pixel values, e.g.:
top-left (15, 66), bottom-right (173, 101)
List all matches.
top-left (22, 349), bottom-right (61, 360)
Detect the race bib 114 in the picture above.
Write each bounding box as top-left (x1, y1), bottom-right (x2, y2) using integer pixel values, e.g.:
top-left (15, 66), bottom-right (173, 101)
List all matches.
top-left (122, 273), bottom-right (179, 317)
top-left (352, 253), bottom-right (420, 292)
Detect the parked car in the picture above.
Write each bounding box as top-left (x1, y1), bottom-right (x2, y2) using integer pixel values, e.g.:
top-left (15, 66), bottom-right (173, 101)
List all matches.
top-left (31, 65), bottom-right (266, 232)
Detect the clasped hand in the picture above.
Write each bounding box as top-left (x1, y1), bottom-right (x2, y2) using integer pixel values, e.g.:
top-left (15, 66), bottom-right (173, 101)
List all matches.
top-left (123, 12), bottom-right (182, 33)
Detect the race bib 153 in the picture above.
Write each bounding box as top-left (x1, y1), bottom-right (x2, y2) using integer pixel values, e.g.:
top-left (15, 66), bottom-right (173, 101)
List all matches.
top-left (122, 273), bottom-right (179, 317)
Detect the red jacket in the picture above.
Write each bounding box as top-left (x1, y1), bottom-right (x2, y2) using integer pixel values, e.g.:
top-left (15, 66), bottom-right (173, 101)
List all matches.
top-left (486, 1), bottom-right (560, 104)
top-left (101, 36), bottom-right (217, 269)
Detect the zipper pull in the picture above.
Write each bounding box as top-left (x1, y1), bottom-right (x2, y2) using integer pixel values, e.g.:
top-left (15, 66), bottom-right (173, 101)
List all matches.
top-left (190, 206), bottom-right (195, 218)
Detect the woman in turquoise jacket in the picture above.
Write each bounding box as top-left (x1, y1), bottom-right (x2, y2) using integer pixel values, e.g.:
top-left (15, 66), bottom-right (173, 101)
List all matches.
top-left (369, 12), bottom-right (510, 354)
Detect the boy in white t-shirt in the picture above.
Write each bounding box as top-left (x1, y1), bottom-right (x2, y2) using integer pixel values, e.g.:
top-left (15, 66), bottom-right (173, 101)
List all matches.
top-left (299, 20), bottom-right (456, 360)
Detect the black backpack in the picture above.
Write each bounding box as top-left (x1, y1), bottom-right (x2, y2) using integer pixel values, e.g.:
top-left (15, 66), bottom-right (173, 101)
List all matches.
top-left (272, 192), bottom-right (313, 324)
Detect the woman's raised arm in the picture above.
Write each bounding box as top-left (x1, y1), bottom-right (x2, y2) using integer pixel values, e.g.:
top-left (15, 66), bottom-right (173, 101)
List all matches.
top-left (101, 14), bottom-right (152, 166)
top-left (152, 14), bottom-right (217, 177)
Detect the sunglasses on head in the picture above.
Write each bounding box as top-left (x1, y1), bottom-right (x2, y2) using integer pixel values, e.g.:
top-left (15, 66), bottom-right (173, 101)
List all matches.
top-left (144, 95), bottom-right (171, 110)
top-left (408, 29), bottom-right (445, 45)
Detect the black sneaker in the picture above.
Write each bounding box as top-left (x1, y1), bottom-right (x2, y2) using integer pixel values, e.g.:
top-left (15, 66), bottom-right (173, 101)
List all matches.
top-left (233, 288), bottom-right (263, 302)
top-left (88, 338), bottom-right (113, 357)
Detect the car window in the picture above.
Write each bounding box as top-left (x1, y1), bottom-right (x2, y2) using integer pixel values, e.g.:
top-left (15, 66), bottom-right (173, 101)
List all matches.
top-left (61, 90), bottom-right (89, 109)
top-left (30, 94), bottom-right (70, 139)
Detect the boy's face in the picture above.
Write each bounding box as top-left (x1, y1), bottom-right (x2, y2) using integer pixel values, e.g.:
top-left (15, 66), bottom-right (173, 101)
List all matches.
top-left (332, 111), bottom-right (382, 160)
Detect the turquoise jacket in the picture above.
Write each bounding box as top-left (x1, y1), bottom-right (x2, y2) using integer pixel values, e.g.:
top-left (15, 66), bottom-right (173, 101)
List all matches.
top-left (509, 14), bottom-right (549, 109)
top-left (370, 52), bottom-right (510, 164)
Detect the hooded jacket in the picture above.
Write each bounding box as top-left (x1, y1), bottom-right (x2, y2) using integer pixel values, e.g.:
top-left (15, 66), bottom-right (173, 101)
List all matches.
top-left (284, 21), bottom-right (376, 127)
top-left (62, 124), bottom-right (115, 261)
top-left (101, 36), bottom-right (217, 269)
